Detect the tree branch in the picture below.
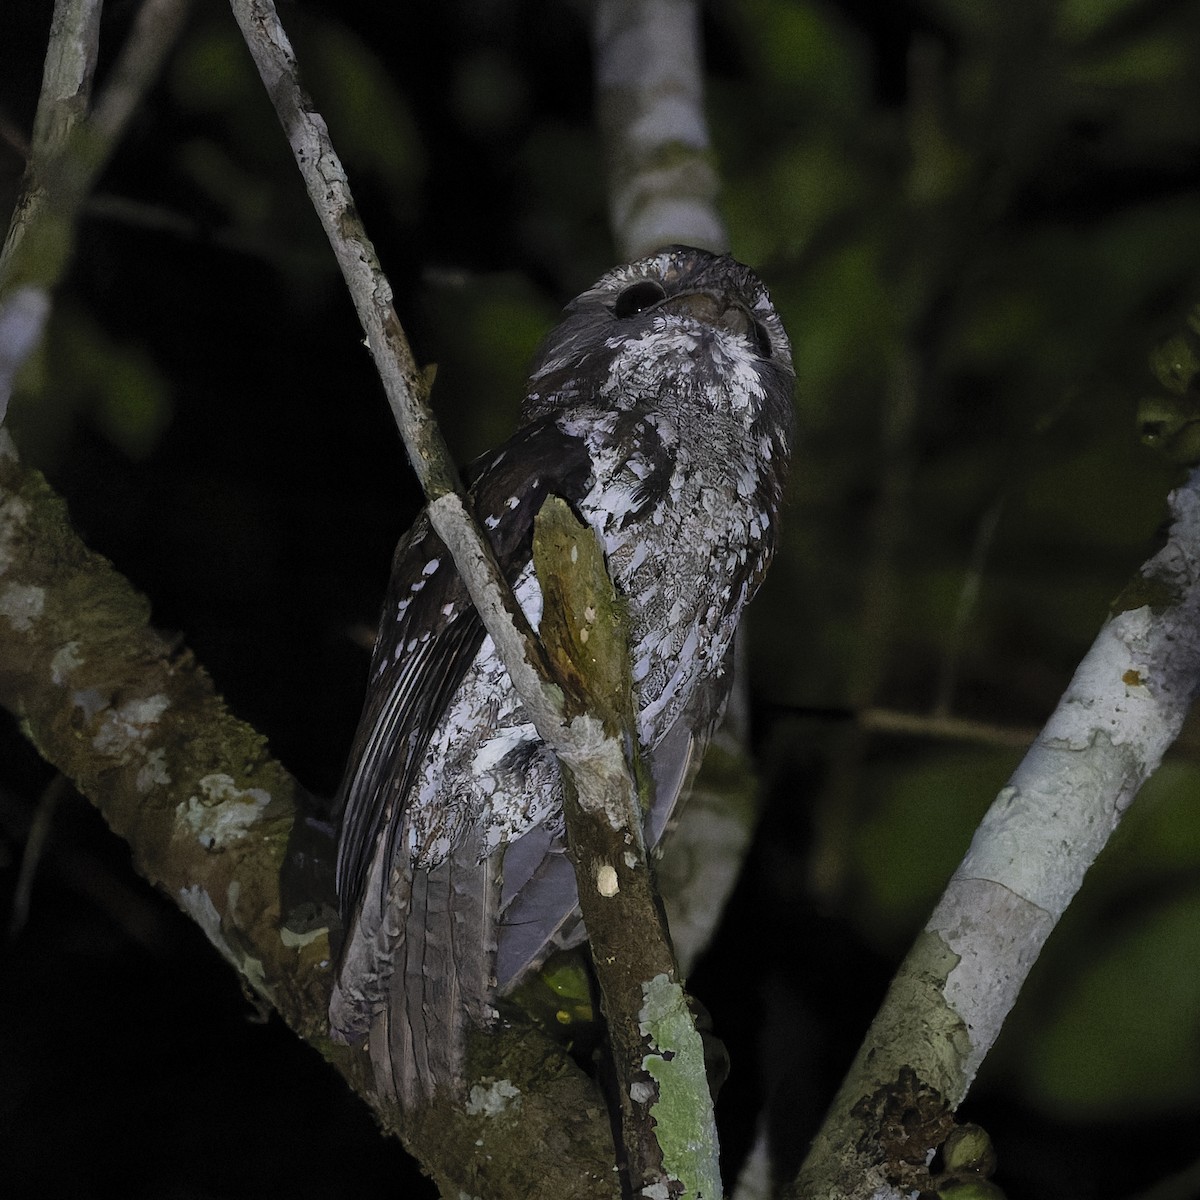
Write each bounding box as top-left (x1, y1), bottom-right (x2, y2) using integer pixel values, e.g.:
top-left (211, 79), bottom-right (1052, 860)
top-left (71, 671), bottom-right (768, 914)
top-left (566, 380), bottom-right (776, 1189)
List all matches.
top-left (28, 0), bottom-right (101, 162)
top-left (229, 1), bottom-right (717, 1193)
top-left (0, 0), bottom-right (192, 297)
top-left (789, 465), bottom-right (1200, 1199)
top-left (0, 428), bottom-right (624, 1200)
top-left (533, 497), bottom-right (721, 1199)
top-left (592, 0), bottom-right (727, 258)
top-left (227, 0), bottom-right (561, 731)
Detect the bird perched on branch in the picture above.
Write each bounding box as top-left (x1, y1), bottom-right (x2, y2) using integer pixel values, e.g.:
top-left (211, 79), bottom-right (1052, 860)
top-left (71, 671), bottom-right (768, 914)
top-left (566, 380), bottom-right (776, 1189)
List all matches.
top-left (330, 245), bottom-right (795, 1104)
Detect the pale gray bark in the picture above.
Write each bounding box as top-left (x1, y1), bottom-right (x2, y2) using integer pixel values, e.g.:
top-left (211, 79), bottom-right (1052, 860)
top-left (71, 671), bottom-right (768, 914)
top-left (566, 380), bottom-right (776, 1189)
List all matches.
top-left (790, 466), bottom-right (1200, 1199)
top-left (592, 0), bottom-right (728, 258)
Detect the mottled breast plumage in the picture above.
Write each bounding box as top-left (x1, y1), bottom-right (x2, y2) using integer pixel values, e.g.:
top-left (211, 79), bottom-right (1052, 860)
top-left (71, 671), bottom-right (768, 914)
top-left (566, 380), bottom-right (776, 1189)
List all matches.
top-left (331, 244), bottom-right (794, 1104)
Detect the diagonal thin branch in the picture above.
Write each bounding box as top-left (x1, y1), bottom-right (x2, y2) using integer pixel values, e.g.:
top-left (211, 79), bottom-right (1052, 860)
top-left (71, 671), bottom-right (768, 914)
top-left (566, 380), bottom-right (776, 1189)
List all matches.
top-left (229, 1), bottom-right (717, 1194)
top-left (227, 0), bottom-right (558, 732)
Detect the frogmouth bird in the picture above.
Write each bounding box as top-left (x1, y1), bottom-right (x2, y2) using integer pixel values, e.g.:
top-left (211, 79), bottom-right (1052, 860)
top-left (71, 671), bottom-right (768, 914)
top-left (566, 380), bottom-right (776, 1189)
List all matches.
top-left (331, 245), bottom-right (795, 1104)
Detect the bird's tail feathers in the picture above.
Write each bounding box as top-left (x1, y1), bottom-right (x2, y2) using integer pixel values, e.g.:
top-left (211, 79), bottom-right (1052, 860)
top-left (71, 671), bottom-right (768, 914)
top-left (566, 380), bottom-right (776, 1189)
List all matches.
top-left (330, 831), bottom-right (499, 1107)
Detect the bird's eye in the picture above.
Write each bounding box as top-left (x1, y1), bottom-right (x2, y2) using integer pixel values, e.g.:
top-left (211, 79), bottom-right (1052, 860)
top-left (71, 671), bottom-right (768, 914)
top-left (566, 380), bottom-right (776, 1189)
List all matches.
top-left (751, 320), bottom-right (772, 358)
top-left (613, 280), bottom-right (667, 318)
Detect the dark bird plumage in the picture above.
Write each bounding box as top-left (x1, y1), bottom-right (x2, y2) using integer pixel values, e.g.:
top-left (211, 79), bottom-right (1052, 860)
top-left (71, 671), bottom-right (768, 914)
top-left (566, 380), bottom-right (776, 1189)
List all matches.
top-left (330, 245), bottom-right (795, 1104)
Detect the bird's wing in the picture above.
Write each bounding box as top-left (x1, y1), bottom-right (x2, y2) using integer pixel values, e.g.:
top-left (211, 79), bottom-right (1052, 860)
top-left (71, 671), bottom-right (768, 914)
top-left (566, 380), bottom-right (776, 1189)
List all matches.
top-left (334, 417), bottom-right (594, 926)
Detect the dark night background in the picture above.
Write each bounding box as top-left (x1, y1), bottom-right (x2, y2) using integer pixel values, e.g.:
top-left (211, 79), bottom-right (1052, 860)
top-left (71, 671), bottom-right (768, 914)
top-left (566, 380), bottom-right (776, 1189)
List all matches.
top-left (4, 1), bottom-right (1200, 1197)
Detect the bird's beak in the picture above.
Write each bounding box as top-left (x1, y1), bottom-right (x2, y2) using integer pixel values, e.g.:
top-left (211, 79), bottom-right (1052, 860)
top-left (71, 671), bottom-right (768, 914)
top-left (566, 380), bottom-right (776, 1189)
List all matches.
top-left (658, 290), bottom-right (756, 340)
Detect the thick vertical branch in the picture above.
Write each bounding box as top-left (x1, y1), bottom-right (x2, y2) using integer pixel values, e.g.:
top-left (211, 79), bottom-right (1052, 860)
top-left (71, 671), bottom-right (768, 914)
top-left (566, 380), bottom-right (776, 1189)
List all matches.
top-left (592, 0), bottom-right (727, 258)
top-left (534, 497), bottom-right (721, 1200)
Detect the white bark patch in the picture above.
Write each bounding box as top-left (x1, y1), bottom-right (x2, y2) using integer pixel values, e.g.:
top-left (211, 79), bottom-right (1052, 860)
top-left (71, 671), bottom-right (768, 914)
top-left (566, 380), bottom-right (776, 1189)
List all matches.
top-left (0, 582), bottom-right (44, 630)
top-left (465, 1078), bottom-right (522, 1116)
top-left (1042, 605), bottom-right (1174, 762)
top-left (178, 772), bottom-right (271, 849)
top-left (553, 713), bottom-right (631, 823)
top-left (0, 492), bottom-right (31, 573)
top-left (178, 884), bottom-right (269, 998)
top-left (596, 863), bottom-right (620, 896)
top-left (50, 640), bottom-right (84, 684)
top-left (136, 747), bottom-right (171, 792)
top-left (92, 694), bottom-right (171, 758)
top-left (280, 924), bottom-right (328, 949)
top-left (179, 884), bottom-right (223, 945)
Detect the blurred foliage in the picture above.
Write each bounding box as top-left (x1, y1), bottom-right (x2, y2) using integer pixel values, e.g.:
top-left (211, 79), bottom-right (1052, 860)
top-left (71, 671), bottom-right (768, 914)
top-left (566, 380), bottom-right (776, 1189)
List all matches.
top-left (15, 301), bottom-right (172, 462)
top-left (999, 757), bottom-right (1200, 1118)
top-left (4, 1), bottom-right (1200, 1198)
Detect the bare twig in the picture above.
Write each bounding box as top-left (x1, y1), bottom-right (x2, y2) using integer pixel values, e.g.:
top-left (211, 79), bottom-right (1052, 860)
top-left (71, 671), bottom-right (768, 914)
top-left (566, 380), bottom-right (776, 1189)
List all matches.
top-left (0, 0), bottom-right (191, 294)
top-left (932, 494), bottom-right (1007, 718)
top-left (858, 705), bottom-right (1038, 751)
top-left (808, 349), bottom-right (922, 905)
top-left (790, 466), bottom-right (1200, 1199)
top-left (227, 0), bottom-right (562, 730)
top-left (8, 773), bottom-right (69, 936)
top-left (0, 781), bottom-right (176, 952)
